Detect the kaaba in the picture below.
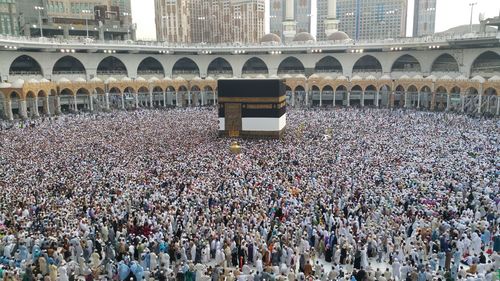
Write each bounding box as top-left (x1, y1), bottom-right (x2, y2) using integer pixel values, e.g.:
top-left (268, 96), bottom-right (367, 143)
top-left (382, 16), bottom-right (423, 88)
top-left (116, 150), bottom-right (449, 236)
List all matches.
top-left (218, 79), bottom-right (286, 138)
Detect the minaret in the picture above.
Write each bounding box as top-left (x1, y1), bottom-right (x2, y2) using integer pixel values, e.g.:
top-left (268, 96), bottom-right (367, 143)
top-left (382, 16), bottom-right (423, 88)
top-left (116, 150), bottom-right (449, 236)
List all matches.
top-left (325, 0), bottom-right (340, 37)
top-left (282, 0), bottom-right (296, 42)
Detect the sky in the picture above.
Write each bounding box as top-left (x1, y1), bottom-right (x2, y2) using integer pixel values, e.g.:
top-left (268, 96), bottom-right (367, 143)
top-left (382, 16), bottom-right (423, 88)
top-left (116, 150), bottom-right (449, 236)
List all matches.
top-left (132, 0), bottom-right (500, 41)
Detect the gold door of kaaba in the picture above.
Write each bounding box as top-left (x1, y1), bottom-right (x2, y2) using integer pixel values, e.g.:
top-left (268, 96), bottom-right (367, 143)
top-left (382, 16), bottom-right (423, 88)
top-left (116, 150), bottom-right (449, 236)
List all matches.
top-left (225, 103), bottom-right (242, 137)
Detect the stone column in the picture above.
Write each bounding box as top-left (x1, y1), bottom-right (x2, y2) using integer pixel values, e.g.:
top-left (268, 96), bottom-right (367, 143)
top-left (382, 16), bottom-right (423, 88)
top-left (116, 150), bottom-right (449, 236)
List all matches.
top-left (19, 100), bottom-right (28, 119)
top-left (213, 92), bottom-right (216, 106)
top-left (292, 91), bottom-right (295, 107)
top-left (461, 92), bottom-right (465, 112)
top-left (361, 91), bottom-right (365, 107)
top-left (105, 93), bottom-right (110, 110)
top-left (89, 95), bottom-right (94, 112)
top-left (188, 91), bottom-right (192, 106)
top-left (135, 93), bottom-right (139, 108)
top-left (389, 92), bottom-right (395, 108)
top-left (404, 91), bottom-right (408, 108)
top-left (477, 92), bottom-right (482, 114)
top-left (417, 91), bottom-right (420, 108)
top-left (73, 95), bottom-right (78, 111)
top-left (4, 100), bottom-right (13, 120)
top-left (44, 95), bottom-right (50, 115)
top-left (430, 92), bottom-right (436, 111)
top-left (346, 91), bottom-right (350, 107)
top-left (333, 90), bottom-right (336, 107)
top-left (446, 94), bottom-right (450, 111)
top-left (163, 91), bottom-right (167, 107)
top-left (33, 98), bottom-right (40, 117)
top-left (319, 91), bottom-right (323, 107)
top-left (176, 92), bottom-right (179, 107)
top-left (305, 90), bottom-right (309, 106)
top-left (375, 91), bottom-right (379, 107)
top-left (201, 91), bottom-right (205, 106)
top-left (121, 94), bottom-right (125, 109)
top-left (149, 90), bottom-right (154, 108)
top-left (496, 96), bottom-right (500, 115)
top-left (55, 96), bottom-right (61, 114)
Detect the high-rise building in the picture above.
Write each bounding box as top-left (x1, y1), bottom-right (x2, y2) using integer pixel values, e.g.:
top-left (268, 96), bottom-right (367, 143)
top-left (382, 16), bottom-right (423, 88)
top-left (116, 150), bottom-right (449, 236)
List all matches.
top-left (270, 0), bottom-right (312, 40)
top-left (413, 0), bottom-right (435, 37)
top-left (15, 0), bottom-right (134, 40)
top-left (0, 0), bottom-right (18, 35)
top-left (317, 0), bottom-right (408, 41)
top-left (155, 0), bottom-right (265, 44)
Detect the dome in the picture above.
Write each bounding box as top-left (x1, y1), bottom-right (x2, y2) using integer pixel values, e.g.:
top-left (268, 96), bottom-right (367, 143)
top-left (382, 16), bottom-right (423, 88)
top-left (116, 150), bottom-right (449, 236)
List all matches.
top-left (282, 74), bottom-right (292, 79)
top-left (424, 75), bottom-right (437, 82)
top-left (136, 77), bottom-right (146, 82)
top-left (295, 74), bottom-right (306, 79)
top-left (162, 76), bottom-right (172, 81)
top-left (380, 74), bottom-right (391, 80)
top-left (269, 74), bottom-right (279, 79)
top-left (327, 31), bottom-right (350, 41)
top-left (323, 76), bottom-right (333, 80)
top-left (260, 33), bottom-right (281, 44)
top-left (205, 76), bottom-right (215, 81)
top-left (174, 76), bottom-right (185, 81)
top-left (399, 75), bottom-right (411, 80)
top-left (0, 82), bottom-right (12, 88)
top-left (488, 75), bottom-right (500, 82)
top-left (365, 75), bottom-right (377, 80)
top-left (73, 77), bottom-right (86, 82)
top-left (471, 75), bottom-right (485, 83)
top-left (90, 77), bottom-right (102, 82)
top-left (57, 77), bottom-right (71, 83)
top-left (121, 77), bottom-right (132, 82)
top-left (12, 79), bottom-right (24, 88)
top-left (105, 77), bottom-right (117, 83)
top-left (309, 74), bottom-right (320, 79)
top-left (148, 77), bottom-right (159, 83)
top-left (28, 78), bottom-right (39, 84)
top-left (39, 78), bottom-right (50, 83)
top-left (293, 32), bottom-right (315, 42)
top-left (256, 74), bottom-right (266, 79)
top-left (412, 74), bottom-right (423, 80)
top-left (454, 75), bottom-right (468, 81)
top-left (438, 75), bottom-right (453, 81)
top-left (336, 75), bottom-right (348, 80)
top-left (351, 75), bottom-right (362, 81)
top-left (192, 76), bottom-right (202, 81)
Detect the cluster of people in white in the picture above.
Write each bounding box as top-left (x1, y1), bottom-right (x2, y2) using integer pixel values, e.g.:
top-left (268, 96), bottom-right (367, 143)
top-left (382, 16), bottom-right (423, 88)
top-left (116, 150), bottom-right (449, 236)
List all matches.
top-left (0, 108), bottom-right (498, 281)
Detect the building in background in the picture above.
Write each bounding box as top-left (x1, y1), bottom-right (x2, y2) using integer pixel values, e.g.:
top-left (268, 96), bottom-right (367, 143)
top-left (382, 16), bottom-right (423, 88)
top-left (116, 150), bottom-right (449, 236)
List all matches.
top-left (270, 0), bottom-right (312, 40)
top-left (317, 0), bottom-right (408, 41)
top-left (413, 0), bottom-right (435, 37)
top-left (155, 0), bottom-right (265, 44)
top-left (15, 0), bottom-right (134, 40)
top-left (0, 0), bottom-right (17, 35)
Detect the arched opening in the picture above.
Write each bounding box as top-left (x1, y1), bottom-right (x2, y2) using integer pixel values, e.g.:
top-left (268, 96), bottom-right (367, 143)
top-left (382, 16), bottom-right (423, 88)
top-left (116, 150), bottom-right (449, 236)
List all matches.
top-left (109, 87), bottom-right (122, 109)
top-left (449, 86), bottom-right (461, 111)
top-left (208, 58), bottom-right (233, 77)
top-left (350, 85), bottom-right (363, 106)
top-left (482, 87), bottom-right (498, 114)
top-left (59, 88), bottom-right (74, 113)
top-left (97, 56), bottom-right (128, 76)
top-left (166, 86), bottom-right (176, 106)
top-left (285, 85), bottom-right (292, 106)
top-left (26, 91), bottom-right (38, 117)
top-left (137, 57), bottom-right (165, 77)
top-left (242, 57), bottom-right (269, 75)
top-left (92, 87), bottom-right (106, 111)
top-left (204, 85), bottom-right (215, 106)
top-left (407, 85), bottom-right (419, 108)
top-left (177, 85), bottom-right (189, 107)
top-left (352, 55), bottom-right (382, 74)
top-left (463, 87), bottom-right (479, 114)
top-left (420, 86), bottom-right (432, 109)
top-left (470, 51), bottom-right (500, 78)
top-left (52, 56), bottom-right (86, 75)
top-left (152, 86), bottom-right (164, 107)
top-left (76, 88), bottom-right (91, 111)
top-left (9, 92), bottom-right (21, 118)
top-left (379, 85), bottom-right (392, 107)
top-left (0, 91), bottom-right (5, 119)
top-left (311, 85), bottom-right (321, 106)
top-left (294, 85), bottom-right (306, 107)
top-left (315, 56), bottom-right (343, 74)
top-left (431, 54), bottom-right (459, 73)
top-left (365, 85), bottom-right (377, 106)
top-left (394, 85), bottom-right (405, 107)
top-left (391, 55), bottom-right (421, 72)
top-left (335, 85), bottom-right (348, 106)
top-left (9, 55), bottom-right (43, 76)
top-left (190, 85), bottom-right (201, 107)
top-left (321, 85), bottom-right (334, 106)
top-left (123, 87), bottom-right (136, 109)
top-left (172, 58), bottom-right (200, 77)
top-left (278, 57), bottom-right (305, 75)
top-left (137, 86), bottom-right (150, 107)
top-left (435, 86), bottom-right (447, 111)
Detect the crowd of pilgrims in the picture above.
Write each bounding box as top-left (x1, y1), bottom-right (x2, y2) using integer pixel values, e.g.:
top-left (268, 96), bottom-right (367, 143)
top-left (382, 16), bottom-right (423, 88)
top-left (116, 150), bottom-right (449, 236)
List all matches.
top-left (0, 107), bottom-right (498, 281)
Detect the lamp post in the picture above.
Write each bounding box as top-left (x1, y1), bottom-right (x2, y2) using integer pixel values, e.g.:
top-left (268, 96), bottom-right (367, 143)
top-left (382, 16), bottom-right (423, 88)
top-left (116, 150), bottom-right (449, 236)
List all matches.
top-left (34, 6), bottom-right (44, 37)
top-left (469, 2), bottom-right (477, 33)
top-left (82, 9), bottom-right (92, 39)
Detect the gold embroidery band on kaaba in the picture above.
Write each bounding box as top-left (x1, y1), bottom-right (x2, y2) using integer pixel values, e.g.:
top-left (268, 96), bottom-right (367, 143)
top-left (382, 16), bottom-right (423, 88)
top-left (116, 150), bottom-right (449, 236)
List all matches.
top-left (218, 96), bottom-right (286, 103)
